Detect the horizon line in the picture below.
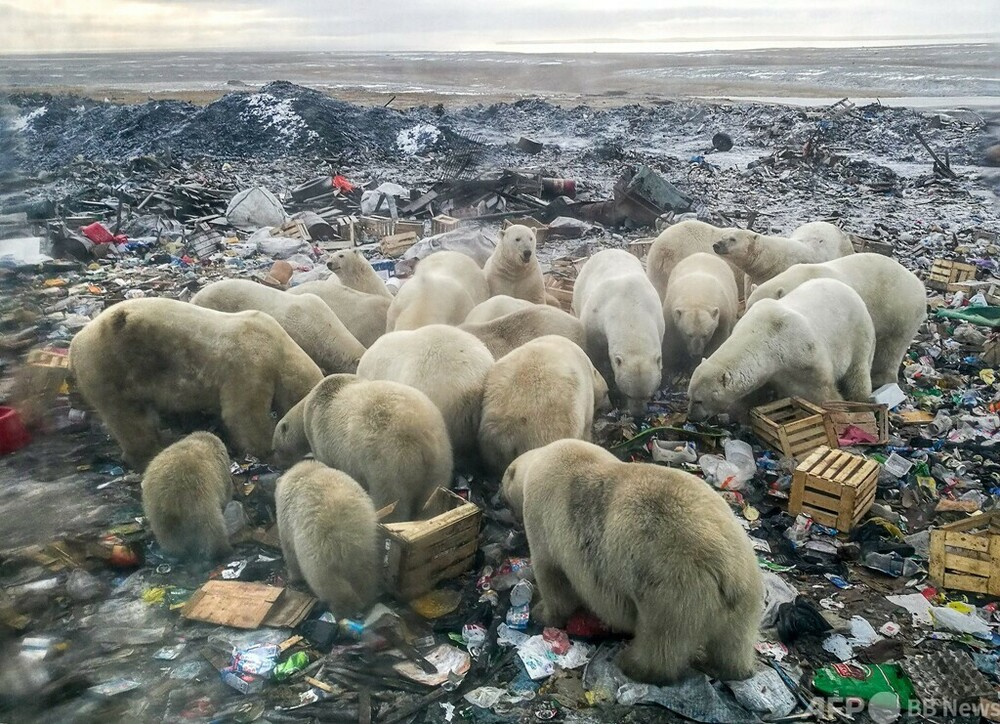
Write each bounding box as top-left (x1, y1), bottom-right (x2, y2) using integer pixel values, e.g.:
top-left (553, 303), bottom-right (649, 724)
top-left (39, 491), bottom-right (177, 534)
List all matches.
top-left (0, 36), bottom-right (996, 58)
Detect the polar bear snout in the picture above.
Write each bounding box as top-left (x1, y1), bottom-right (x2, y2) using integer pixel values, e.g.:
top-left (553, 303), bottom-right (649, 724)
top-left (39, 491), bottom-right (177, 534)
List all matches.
top-left (521, 249), bottom-right (532, 263)
top-left (712, 240), bottom-right (728, 254)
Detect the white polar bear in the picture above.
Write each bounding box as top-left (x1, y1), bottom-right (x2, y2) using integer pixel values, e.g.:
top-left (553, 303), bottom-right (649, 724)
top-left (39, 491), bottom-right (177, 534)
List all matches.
top-left (712, 221), bottom-right (855, 286)
top-left (357, 325), bottom-right (494, 459)
top-left (662, 252), bottom-right (739, 373)
top-left (465, 295), bottom-right (535, 324)
top-left (192, 279), bottom-right (366, 374)
top-left (326, 249), bottom-right (392, 298)
top-left (460, 304), bottom-right (585, 360)
top-left (288, 280), bottom-right (390, 348)
top-left (478, 336), bottom-right (610, 474)
top-left (501, 439), bottom-right (763, 684)
top-left (747, 253), bottom-right (926, 387)
top-left (483, 224), bottom-right (547, 303)
top-left (688, 278), bottom-right (875, 420)
top-left (572, 249), bottom-right (664, 416)
top-left (386, 250), bottom-right (490, 331)
top-left (275, 460), bottom-right (379, 616)
top-left (272, 374), bottom-right (452, 522)
top-left (645, 220), bottom-right (746, 301)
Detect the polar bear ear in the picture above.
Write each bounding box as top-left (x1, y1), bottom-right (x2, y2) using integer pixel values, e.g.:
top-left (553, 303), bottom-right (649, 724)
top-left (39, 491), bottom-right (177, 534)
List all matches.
top-left (721, 370), bottom-right (733, 388)
top-left (672, 308), bottom-right (683, 322)
top-left (775, 287), bottom-right (785, 299)
top-left (709, 307), bottom-right (720, 321)
top-left (613, 354), bottom-right (623, 367)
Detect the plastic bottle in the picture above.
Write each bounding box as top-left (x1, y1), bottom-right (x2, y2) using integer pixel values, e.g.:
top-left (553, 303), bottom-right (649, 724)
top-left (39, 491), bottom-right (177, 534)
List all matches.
top-left (510, 579), bottom-right (533, 607)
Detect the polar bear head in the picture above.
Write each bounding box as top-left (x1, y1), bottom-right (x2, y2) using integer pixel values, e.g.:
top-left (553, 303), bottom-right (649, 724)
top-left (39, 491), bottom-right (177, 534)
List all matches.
top-left (501, 449), bottom-right (540, 522)
top-left (500, 224), bottom-right (537, 265)
top-left (327, 249), bottom-right (361, 274)
top-left (673, 306), bottom-right (720, 358)
top-left (712, 230), bottom-right (758, 259)
top-left (272, 399), bottom-right (311, 467)
top-left (687, 359), bottom-right (734, 421)
top-left (612, 351), bottom-right (662, 416)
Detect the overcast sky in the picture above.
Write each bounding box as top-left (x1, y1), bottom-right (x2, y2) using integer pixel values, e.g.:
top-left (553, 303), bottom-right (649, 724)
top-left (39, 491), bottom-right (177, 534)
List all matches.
top-left (2, 0), bottom-right (997, 54)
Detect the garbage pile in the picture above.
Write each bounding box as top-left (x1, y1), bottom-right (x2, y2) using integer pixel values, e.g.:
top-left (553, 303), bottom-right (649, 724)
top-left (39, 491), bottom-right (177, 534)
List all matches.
top-left (2, 84), bottom-right (1000, 722)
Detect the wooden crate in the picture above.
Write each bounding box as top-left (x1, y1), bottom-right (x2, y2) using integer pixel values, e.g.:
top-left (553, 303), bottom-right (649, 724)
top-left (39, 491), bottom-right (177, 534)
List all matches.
top-left (10, 348), bottom-right (71, 428)
top-left (359, 216), bottom-right (395, 239)
top-left (789, 446), bottom-right (880, 532)
top-left (378, 488), bottom-right (481, 600)
top-left (750, 397), bottom-right (838, 458)
top-left (431, 215), bottom-right (461, 236)
top-left (543, 272), bottom-right (575, 312)
top-left (929, 513), bottom-right (1000, 595)
top-left (926, 259), bottom-right (977, 292)
top-left (378, 231), bottom-right (418, 258)
top-left (849, 234), bottom-right (894, 257)
top-left (628, 237), bottom-right (655, 261)
top-left (502, 217), bottom-right (549, 245)
top-left (823, 401), bottom-right (889, 446)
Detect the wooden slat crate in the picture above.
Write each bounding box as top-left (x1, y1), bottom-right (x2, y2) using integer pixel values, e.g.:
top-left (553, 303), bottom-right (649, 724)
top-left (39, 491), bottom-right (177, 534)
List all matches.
top-left (359, 216), bottom-right (395, 239)
top-left (378, 231), bottom-right (418, 258)
top-left (823, 401), bottom-right (889, 446)
top-left (432, 215), bottom-right (461, 236)
top-left (750, 397), bottom-right (837, 458)
top-left (929, 513), bottom-right (1000, 595)
top-left (543, 255), bottom-right (587, 313)
top-left (628, 238), bottom-right (655, 261)
top-left (849, 234), bottom-right (894, 257)
top-left (378, 488), bottom-right (481, 600)
top-left (926, 259), bottom-right (977, 292)
top-left (272, 219), bottom-right (311, 241)
top-left (392, 220), bottom-right (425, 239)
top-left (789, 446), bottom-right (880, 532)
top-left (502, 217), bottom-right (549, 245)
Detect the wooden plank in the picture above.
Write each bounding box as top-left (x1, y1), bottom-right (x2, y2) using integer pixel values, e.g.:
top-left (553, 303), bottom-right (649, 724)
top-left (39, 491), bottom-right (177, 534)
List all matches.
top-left (989, 536), bottom-right (1000, 597)
top-left (181, 581), bottom-right (284, 629)
top-left (803, 476), bottom-right (844, 496)
top-left (943, 572), bottom-right (989, 594)
top-left (801, 489), bottom-right (844, 513)
top-left (943, 555), bottom-right (994, 577)
top-left (400, 516), bottom-right (481, 560)
top-left (930, 529), bottom-right (946, 585)
top-left (940, 515), bottom-right (994, 533)
top-left (945, 531), bottom-right (991, 553)
top-left (801, 507), bottom-right (839, 528)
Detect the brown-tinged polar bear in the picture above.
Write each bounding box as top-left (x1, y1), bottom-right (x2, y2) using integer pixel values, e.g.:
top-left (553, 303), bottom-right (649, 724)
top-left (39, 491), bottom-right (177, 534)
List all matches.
top-left (69, 298), bottom-right (322, 470)
top-left (572, 249), bottom-right (664, 416)
top-left (479, 336), bottom-right (609, 474)
top-left (465, 295), bottom-right (534, 324)
top-left (460, 305), bottom-right (586, 359)
top-left (192, 279), bottom-right (365, 374)
top-left (327, 249), bottom-right (392, 298)
top-left (272, 374), bottom-right (452, 522)
top-left (662, 253), bottom-right (739, 373)
top-left (288, 280), bottom-right (389, 348)
top-left (746, 253), bottom-right (926, 387)
top-left (483, 224), bottom-right (547, 303)
top-left (357, 325), bottom-right (493, 458)
top-left (501, 439), bottom-right (763, 684)
top-left (712, 221), bottom-right (855, 286)
top-left (275, 460), bottom-right (379, 616)
top-left (385, 251), bottom-right (490, 331)
top-left (141, 432), bottom-right (232, 561)
top-left (688, 278), bottom-right (875, 421)
top-left (645, 220), bottom-right (746, 300)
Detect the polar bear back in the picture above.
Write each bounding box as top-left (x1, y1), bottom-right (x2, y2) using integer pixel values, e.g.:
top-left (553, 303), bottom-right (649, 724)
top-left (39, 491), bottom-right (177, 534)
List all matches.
top-left (192, 278), bottom-right (365, 374)
top-left (789, 221), bottom-right (855, 261)
top-left (356, 325), bottom-right (494, 457)
top-left (288, 279), bottom-right (390, 348)
top-left (465, 295), bottom-right (535, 324)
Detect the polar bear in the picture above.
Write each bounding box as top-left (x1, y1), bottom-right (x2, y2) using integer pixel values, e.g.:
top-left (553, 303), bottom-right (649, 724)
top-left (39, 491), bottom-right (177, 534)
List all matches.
top-left (288, 280), bottom-right (389, 348)
top-left (415, 250), bottom-right (490, 304)
top-left (483, 224), bottom-right (547, 303)
top-left (687, 278), bottom-right (875, 421)
top-left (326, 249), bottom-right (392, 298)
top-left (192, 279), bottom-right (365, 374)
top-left (662, 253), bottom-right (739, 373)
top-left (69, 298), bottom-right (322, 470)
top-left (141, 432), bottom-right (232, 561)
top-left (572, 249), bottom-right (664, 416)
top-left (712, 221), bottom-right (855, 286)
top-left (275, 460), bottom-right (379, 616)
top-left (460, 305), bottom-right (586, 359)
top-left (747, 254), bottom-right (926, 387)
top-left (502, 439), bottom-right (763, 684)
top-left (479, 336), bottom-right (609, 474)
top-left (645, 220), bottom-right (746, 301)
top-left (465, 295), bottom-right (534, 324)
top-left (357, 325), bottom-right (493, 459)
top-left (386, 275), bottom-right (474, 331)
top-left (272, 374), bottom-right (452, 522)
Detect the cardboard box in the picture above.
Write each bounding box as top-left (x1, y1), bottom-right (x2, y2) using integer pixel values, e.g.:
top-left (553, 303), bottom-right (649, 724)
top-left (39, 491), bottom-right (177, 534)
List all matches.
top-left (789, 446), bottom-right (879, 532)
top-left (181, 581), bottom-right (316, 629)
top-left (379, 488), bottom-right (481, 600)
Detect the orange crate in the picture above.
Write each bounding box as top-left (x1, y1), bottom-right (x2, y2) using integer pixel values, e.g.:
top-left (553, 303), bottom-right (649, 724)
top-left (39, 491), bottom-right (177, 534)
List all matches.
top-left (929, 513), bottom-right (1000, 596)
top-left (789, 446), bottom-right (879, 532)
top-left (750, 397), bottom-right (837, 458)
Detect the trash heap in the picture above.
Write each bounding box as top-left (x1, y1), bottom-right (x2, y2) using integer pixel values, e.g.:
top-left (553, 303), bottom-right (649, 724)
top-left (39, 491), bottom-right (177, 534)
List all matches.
top-left (2, 83), bottom-right (1000, 722)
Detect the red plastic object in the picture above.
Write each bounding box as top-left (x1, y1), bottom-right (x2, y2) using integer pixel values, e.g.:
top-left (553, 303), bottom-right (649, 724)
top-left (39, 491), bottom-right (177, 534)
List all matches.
top-left (0, 407), bottom-right (31, 455)
top-left (79, 222), bottom-right (127, 245)
top-left (332, 175), bottom-right (355, 193)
